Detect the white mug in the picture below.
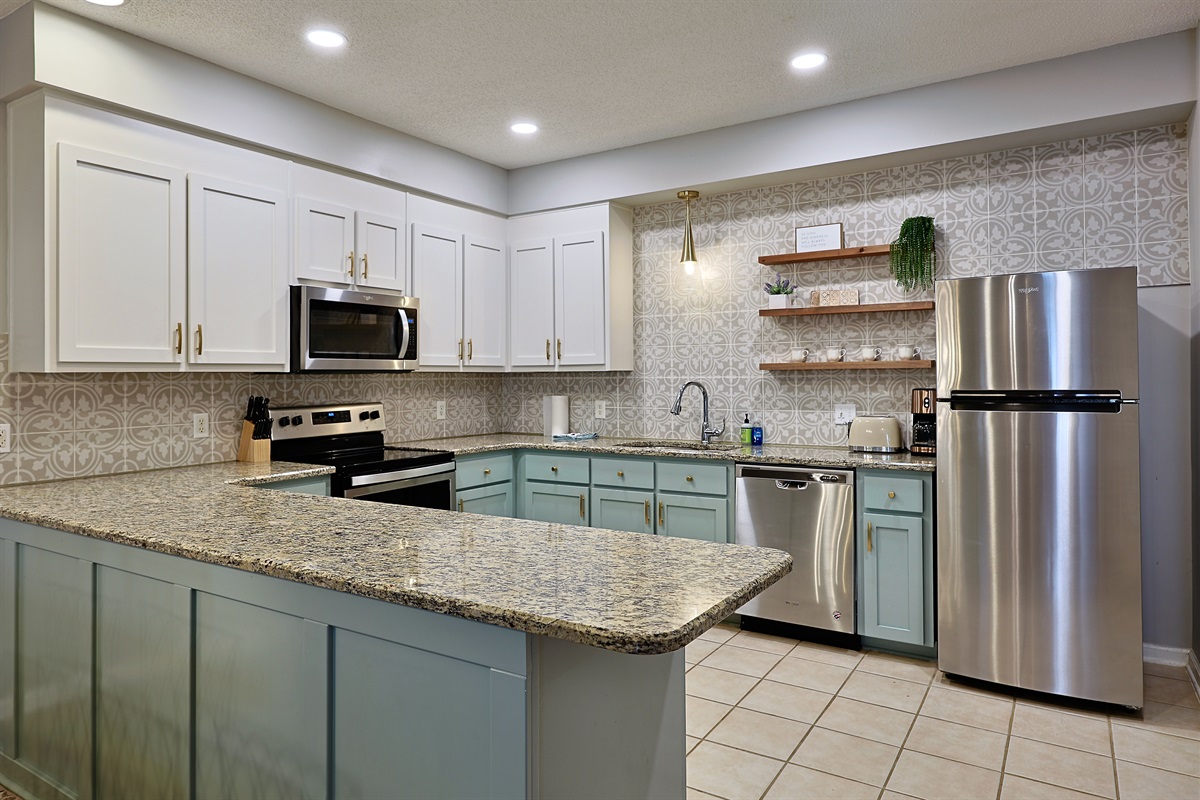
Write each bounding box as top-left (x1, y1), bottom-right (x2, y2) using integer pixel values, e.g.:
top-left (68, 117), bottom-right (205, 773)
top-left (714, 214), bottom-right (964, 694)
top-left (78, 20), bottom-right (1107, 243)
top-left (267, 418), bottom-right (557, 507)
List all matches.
top-left (791, 347), bottom-right (811, 363)
top-left (825, 347), bottom-right (847, 362)
top-left (897, 345), bottom-right (923, 360)
top-left (860, 345), bottom-right (882, 362)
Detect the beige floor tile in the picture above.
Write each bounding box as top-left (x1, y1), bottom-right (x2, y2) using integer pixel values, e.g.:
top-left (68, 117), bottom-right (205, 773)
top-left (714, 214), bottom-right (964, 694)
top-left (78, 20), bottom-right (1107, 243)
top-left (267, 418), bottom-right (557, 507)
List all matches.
top-left (764, 656), bottom-right (852, 694)
top-left (791, 726), bottom-right (900, 787)
top-left (816, 696), bottom-right (916, 747)
top-left (728, 630), bottom-right (798, 656)
top-left (686, 695), bottom-right (733, 738)
top-left (740, 680), bottom-right (834, 724)
top-left (707, 707), bottom-right (809, 761)
top-left (1143, 662), bottom-right (1189, 680)
top-left (999, 774), bottom-right (1109, 800)
top-left (686, 741), bottom-right (784, 800)
top-left (1010, 703), bottom-right (1111, 755)
top-left (788, 641), bottom-right (864, 669)
top-left (1116, 759), bottom-right (1200, 800)
top-left (1113, 700), bottom-right (1200, 741)
top-left (920, 686), bottom-right (1013, 733)
top-left (687, 735), bottom-right (701, 754)
top-left (1004, 737), bottom-right (1116, 799)
top-left (1112, 723), bottom-right (1200, 777)
top-left (764, 764), bottom-right (880, 800)
top-left (1145, 674), bottom-right (1200, 709)
top-left (701, 644), bottom-right (784, 678)
top-left (839, 671), bottom-right (928, 713)
top-left (687, 638), bottom-right (721, 664)
top-left (904, 716), bottom-right (1007, 771)
top-left (880, 792), bottom-right (919, 800)
top-left (686, 788), bottom-right (723, 800)
top-left (700, 624), bottom-right (739, 644)
top-left (858, 652), bottom-right (938, 684)
top-left (932, 671), bottom-right (1020, 700)
top-left (686, 665), bottom-right (761, 706)
top-left (886, 750), bottom-right (1001, 800)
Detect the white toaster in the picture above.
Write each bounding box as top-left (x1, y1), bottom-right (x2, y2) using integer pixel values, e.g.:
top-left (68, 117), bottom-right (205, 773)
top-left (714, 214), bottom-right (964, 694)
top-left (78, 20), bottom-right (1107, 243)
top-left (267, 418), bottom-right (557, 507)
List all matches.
top-left (848, 415), bottom-right (904, 453)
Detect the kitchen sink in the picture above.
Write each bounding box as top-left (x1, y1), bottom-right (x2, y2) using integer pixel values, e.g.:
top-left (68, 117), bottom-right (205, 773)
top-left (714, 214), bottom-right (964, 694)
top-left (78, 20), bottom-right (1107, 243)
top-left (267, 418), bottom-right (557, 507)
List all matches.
top-left (620, 440), bottom-right (739, 453)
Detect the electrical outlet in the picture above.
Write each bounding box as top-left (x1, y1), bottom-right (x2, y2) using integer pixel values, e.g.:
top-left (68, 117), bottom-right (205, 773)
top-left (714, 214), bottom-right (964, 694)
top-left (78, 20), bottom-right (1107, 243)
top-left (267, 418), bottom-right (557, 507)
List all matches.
top-left (192, 413), bottom-right (209, 438)
top-left (0, 423), bottom-right (9, 453)
top-left (435, 400), bottom-right (447, 420)
top-left (594, 400), bottom-right (608, 419)
top-left (834, 404), bottom-right (857, 425)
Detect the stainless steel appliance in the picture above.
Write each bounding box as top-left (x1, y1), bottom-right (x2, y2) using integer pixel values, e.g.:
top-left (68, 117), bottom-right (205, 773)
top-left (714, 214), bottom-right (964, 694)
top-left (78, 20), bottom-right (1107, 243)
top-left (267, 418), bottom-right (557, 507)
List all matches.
top-left (270, 402), bottom-right (455, 508)
top-left (936, 267), bottom-right (1142, 708)
top-left (910, 389), bottom-right (936, 455)
top-left (291, 286), bottom-right (419, 372)
top-left (735, 465), bottom-right (856, 634)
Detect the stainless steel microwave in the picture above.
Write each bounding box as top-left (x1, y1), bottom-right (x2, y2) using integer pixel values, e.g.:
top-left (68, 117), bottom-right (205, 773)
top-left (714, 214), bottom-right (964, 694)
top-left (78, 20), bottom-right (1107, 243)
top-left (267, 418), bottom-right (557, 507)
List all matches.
top-left (290, 286), bottom-right (419, 372)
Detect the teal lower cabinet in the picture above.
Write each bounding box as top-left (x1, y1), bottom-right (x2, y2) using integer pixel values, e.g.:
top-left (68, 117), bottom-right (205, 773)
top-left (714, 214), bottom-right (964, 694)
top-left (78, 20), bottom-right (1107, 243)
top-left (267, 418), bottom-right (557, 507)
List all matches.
top-left (591, 487), bottom-right (654, 534)
top-left (656, 493), bottom-right (727, 542)
top-left (457, 482), bottom-right (515, 517)
top-left (857, 469), bottom-right (936, 657)
top-left (265, 474), bottom-right (331, 495)
top-left (523, 482), bottom-right (590, 526)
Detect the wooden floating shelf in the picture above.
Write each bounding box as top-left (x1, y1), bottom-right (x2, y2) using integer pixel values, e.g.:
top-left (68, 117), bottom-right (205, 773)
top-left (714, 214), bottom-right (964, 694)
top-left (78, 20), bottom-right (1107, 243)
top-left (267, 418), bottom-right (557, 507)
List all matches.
top-left (760, 360), bottom-right (936, 372)
top-left (760, 301), bottom-right (935, 317)
top-left (759, 244), bottom-right (891, 266)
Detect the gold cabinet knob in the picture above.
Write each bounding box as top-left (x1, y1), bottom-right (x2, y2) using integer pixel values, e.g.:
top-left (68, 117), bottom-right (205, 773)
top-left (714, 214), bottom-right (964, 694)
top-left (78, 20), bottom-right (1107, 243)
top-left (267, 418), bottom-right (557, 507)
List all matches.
top-left (550, 466), bottom-right (558, 472)
top-left (617, 470), bottom-right (624, 477)
top-left (685, 475), bottom-right (694, 482)
top-left (888, 491), bottom-right (896, 499)
top-left (483, 468), bottom-right (491, 475)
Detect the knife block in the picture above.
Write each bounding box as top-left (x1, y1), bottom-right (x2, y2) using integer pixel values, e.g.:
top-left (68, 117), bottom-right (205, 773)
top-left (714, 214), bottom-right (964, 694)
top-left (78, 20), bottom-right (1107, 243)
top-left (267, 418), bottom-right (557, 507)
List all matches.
top-left (237, 421), bottom-right (271, 463)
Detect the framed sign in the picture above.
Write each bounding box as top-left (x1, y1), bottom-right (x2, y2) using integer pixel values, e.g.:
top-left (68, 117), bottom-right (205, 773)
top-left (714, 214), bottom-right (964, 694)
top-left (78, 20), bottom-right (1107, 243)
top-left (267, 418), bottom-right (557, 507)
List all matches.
top-left (795, 223), bottom-right (844, 253)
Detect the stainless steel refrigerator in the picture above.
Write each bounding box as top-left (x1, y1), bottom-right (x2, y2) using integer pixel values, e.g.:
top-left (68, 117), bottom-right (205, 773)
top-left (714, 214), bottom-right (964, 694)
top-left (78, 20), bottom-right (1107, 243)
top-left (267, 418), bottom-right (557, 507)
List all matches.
top-left (936, 267), bottom-right (1143, 708)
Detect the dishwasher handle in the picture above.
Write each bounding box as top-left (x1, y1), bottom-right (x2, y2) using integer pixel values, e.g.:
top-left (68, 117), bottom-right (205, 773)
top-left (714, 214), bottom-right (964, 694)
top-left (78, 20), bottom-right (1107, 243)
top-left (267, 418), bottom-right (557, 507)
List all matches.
top-left (736, 464), bottom-right (855, 485)
top-left (775, 480), bottom-right (811, 491)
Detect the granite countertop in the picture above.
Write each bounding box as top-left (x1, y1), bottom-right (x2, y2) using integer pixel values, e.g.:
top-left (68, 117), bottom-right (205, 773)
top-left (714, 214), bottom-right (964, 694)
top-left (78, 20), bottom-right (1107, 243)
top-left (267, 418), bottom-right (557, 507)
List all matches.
top-left (393, 433), bottom-right (937, 472)
top-left (0, 461), bottom-right (791, 655)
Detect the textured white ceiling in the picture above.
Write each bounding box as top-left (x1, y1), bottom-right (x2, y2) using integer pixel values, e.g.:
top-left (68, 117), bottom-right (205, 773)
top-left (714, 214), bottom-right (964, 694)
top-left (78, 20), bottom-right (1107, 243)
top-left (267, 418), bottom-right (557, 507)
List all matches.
top-left (5, 0), bottom-right (1200, 169)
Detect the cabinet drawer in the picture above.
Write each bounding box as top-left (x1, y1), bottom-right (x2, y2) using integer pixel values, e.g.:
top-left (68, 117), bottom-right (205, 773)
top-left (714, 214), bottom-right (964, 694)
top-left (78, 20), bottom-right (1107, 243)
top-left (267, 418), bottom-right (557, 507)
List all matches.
top-left (591, 457), bottom-right (654, 490)
top-left (523, 453), bottom-right (589, 485)
top-left (862, 474), bottom-right (924, 514)
top-left (456, 453), bottom-right (514, 489)
top-left (655, 461), bottom-right (728, 496)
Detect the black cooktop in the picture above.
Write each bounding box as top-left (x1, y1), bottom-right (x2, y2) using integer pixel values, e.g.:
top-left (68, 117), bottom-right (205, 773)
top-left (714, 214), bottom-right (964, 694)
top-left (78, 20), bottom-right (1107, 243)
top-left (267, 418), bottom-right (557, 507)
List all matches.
top-left (271, 431), bottom-right (453, 476)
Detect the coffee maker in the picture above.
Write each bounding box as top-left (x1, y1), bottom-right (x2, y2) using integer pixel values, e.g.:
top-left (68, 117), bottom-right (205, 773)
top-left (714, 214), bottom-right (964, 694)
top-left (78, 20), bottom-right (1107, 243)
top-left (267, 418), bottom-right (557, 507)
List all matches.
top-left (910, 388), bottom-right (937, 455)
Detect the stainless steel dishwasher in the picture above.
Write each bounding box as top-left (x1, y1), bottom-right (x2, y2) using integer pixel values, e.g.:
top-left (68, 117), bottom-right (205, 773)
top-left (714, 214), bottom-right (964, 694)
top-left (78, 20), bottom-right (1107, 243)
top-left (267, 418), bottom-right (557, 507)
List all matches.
top-left (735, 464), bottom-right (856, 633)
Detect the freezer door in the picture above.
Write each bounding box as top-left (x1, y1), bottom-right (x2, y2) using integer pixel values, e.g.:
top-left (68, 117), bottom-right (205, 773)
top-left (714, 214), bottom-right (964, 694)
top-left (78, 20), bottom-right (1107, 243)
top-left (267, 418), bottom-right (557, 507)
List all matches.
top-left (734, 468), bottom-right (856, 632)
top-left (936, 268), bottom-right (1139, 398)
top-left (936, 404), bottom-right (1143, 707)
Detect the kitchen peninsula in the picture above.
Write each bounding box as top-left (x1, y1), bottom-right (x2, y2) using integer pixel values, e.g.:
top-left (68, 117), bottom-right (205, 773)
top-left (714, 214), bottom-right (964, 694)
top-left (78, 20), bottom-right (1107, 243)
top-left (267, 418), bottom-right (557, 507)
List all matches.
top-left (0, 461), bottom-right (790, 800)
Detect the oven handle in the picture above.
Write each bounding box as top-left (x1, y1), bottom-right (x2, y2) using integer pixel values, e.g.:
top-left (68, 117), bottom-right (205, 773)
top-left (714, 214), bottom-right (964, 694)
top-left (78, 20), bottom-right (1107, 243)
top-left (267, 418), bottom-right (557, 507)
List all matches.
top-left (348, 461), bottom-right (455, 489)
top-left (343, 469), bottom-right (456, 500)
top-left (397, 309), bottom-right (411, 359)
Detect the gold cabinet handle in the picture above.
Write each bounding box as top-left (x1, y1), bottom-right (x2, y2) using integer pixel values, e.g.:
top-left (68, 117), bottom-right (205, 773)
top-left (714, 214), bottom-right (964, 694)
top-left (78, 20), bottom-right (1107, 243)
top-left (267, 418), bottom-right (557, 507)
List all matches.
top-left (483, 468), bottom-right (491, 475)
top-left (867, 521), bottom-right (873, 553)
top-left (458, 339), bottom-right (464, 360)
top-left (579, 493), bottom-right (585, 519)
top-left (557, 338), bottom-right (563, 361)
top-left (888, 491), bottom-right (896, 499)
top-left (658, 501), bottom-right (665, 528)
top-left (685, 475), bottom-right (694, 482)
top-left (458, 498), bottom-right (464, 512)
top-left (545, 339), bottom-right (551, 361)
top-left (175, 322), bottom-right (183, 355)
top-left (361, 252), bottom-right (368, 280)
top-left (196, 324), bottom-right (203, 356)
top-left (348, 251), bottom-right (355, 279)
top-left (550, 466), bottom-right (558, 473)
top-left (644, 499), bottom-right (650, 525)
top-left (467, 339), bottom-right (473, 360)
top-left (617, 470), bottom-right (624, 477)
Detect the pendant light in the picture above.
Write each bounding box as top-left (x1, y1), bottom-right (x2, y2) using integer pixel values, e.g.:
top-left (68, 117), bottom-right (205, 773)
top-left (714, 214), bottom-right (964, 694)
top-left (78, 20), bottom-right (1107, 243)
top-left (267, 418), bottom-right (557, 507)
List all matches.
top-left (678, 190), bottom-right (699, 275)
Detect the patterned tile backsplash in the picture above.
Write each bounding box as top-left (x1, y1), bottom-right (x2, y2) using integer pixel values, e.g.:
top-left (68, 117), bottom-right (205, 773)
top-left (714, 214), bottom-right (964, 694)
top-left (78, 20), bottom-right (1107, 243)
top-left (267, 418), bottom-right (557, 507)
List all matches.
top-left (0, 124), bottom-right (1189, 485)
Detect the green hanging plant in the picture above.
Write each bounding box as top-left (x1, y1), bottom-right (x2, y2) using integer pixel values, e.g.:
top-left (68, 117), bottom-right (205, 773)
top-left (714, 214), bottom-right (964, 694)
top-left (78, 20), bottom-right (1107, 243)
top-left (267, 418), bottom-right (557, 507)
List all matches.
top-left (889, 216), bottom-right (936, 291)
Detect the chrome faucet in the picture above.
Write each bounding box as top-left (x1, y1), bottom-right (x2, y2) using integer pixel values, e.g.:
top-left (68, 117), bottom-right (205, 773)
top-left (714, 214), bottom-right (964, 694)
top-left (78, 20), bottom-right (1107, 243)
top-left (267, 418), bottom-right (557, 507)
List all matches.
top-left (670, 381), bottom-right (726, 444)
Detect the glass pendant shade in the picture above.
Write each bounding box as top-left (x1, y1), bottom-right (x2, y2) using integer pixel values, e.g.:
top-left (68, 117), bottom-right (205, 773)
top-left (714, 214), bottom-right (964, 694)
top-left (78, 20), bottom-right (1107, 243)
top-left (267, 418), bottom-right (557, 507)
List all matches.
top-left (678, 190), bottom-right (699, 274)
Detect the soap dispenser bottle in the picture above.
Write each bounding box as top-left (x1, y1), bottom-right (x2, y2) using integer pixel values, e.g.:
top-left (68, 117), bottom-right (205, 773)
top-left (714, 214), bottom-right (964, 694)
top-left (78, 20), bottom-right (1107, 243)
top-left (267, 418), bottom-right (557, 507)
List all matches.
top-left (740, 413), bottom-right (752, 445)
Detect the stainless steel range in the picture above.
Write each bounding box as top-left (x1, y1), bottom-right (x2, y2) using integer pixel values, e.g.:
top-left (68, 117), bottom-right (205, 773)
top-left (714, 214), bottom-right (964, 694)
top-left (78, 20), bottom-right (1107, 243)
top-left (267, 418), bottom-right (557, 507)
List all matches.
top-left (269, 402), bottom-right (455, 508)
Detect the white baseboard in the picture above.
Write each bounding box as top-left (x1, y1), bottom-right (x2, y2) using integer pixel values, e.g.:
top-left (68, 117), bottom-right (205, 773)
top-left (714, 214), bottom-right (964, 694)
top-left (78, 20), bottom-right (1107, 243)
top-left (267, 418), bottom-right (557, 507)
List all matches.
top-left (1143, 642), bottom-right (1190, 666)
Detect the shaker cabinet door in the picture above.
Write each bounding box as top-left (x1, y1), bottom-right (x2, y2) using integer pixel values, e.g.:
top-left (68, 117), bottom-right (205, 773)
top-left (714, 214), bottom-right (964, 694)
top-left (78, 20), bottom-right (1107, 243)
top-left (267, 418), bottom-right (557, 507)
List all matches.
top-left (356, 210), bottom-right (407, 292)
top-left (860, 512), bottom-right (925, 646)
top-left (463, 236), bottom-right (507, 368)
top-left (411, 224), bottom-right (464, 367)
top-left (555, 232), bottom-right (606, 367)
top-left (509, 239), bottom-right (556, 367)
top-left (295, 196), bottom-right (356, 285)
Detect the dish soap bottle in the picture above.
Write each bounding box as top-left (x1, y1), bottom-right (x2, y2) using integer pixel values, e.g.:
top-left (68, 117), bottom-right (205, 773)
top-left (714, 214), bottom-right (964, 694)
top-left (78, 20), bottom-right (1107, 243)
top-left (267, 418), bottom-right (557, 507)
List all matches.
top-left (740, 413), bottom-right (753, 445)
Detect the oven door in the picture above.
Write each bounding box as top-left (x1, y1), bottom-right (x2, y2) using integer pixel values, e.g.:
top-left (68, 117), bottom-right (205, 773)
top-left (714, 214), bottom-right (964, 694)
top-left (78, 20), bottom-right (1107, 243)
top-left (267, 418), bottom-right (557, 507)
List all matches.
top-left (292, 285), bottom-right (419, 371)
top-left (341, 463), bottom-right (456, 510)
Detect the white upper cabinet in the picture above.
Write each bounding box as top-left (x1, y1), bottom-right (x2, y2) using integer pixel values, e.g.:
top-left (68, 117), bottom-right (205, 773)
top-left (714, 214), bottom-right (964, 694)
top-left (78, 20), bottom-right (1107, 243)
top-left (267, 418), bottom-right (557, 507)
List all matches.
top-left (462, 236), bottom-right (507, 368)
top-left (292, 165), bottom-right (407, 293)
top-left (9, 94), bottom-right (292, 372)
top-left (509, 241), bottom-right (555, 368)
top-left (410, 224), bottom-right (463, 367)
top-left (555, 232), bottom-right (606, 368)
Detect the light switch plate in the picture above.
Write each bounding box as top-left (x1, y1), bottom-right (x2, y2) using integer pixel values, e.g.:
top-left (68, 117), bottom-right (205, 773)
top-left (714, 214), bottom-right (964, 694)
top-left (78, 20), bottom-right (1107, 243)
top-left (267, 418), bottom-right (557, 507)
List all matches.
top-left (594, 400), bottom-right (608, 419)
top-left (435, 400), bottom-right (446, 420)
top-left (834, 404), bottom-right (857, 425)
top-left (0, 423), bottom-right (9, 453)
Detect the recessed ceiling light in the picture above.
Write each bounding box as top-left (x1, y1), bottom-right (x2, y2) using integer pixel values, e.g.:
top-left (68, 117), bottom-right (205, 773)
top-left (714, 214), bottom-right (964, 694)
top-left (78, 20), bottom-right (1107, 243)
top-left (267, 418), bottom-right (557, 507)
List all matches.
top-left (790, 52), bottom-right (828, 70)
top-left (306, 29), bottom-right (347, 48)
top-left (84, 0), bottom-right (126, 6)
top-left (510, 122), bottom-right (539, 135)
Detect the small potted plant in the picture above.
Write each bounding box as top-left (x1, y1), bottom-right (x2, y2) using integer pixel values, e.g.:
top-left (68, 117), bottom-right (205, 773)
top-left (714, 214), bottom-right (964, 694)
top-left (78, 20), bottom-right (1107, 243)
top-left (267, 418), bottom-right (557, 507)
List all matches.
top-left (764, 272), bottom-right (794, 309)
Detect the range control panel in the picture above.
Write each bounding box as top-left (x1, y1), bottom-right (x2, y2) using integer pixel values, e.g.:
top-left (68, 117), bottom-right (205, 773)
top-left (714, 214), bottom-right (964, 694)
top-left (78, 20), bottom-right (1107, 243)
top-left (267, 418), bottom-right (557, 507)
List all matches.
top-left (270, 403), bottom-right (387, 441)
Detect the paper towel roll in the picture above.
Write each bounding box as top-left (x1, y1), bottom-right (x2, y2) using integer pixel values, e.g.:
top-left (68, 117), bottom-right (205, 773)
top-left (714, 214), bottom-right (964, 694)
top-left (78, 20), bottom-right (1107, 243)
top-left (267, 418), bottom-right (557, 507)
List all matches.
top-left (543, 395), bottom-right (569, 437)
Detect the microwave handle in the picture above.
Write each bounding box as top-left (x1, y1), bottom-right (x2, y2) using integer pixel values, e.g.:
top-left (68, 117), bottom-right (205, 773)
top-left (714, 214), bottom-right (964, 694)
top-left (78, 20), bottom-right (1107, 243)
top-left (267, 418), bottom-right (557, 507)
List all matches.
top-left (397, 309), bottom-right (411, 359)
